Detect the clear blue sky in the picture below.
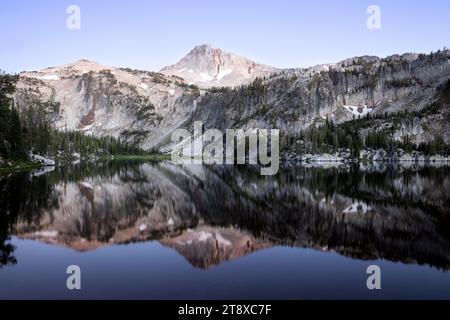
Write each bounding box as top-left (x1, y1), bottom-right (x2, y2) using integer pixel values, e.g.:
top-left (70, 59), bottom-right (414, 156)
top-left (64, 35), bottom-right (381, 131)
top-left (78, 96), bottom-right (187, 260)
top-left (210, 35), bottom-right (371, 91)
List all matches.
top-left (1, 0), bottom-right (449, 73)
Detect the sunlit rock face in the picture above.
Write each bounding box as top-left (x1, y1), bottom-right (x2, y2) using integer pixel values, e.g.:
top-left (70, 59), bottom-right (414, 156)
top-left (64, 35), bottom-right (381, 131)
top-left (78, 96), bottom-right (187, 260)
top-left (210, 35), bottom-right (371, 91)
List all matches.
top-left (193, 50), bottom-right (450, 146)
top-left (12, 49), bottom-right (450, 151)
top-left (4, 162), bottom-right (450, 269)
top-left (15, 60), bottom-right (199, 150)
top-left (160, 44), bottom-right (278, 88)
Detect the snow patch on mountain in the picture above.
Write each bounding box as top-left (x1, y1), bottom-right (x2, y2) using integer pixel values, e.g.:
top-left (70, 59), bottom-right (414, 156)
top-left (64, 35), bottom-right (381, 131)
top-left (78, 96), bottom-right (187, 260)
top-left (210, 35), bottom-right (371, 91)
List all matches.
top-left (200, 72), bottom-right (214, 82)
top-left (217, 68), bottom-right (233, 80)
top-left (342, 105), bottom-right (373, 117)
top-left (27, 74), bottom-right (60, 81)
top-left (342, 202), bottom-right (372, 214)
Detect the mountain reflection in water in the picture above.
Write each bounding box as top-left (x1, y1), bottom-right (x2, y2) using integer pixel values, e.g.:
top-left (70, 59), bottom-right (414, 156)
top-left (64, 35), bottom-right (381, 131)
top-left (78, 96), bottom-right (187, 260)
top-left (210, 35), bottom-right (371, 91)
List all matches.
top-left (1, 161), bottom-right (449, 272)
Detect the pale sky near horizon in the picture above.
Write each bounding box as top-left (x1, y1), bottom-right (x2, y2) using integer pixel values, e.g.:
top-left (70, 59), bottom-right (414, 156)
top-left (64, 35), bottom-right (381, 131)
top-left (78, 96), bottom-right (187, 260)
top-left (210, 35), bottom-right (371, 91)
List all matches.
top-left (0, 0), bottom-right (449, 73)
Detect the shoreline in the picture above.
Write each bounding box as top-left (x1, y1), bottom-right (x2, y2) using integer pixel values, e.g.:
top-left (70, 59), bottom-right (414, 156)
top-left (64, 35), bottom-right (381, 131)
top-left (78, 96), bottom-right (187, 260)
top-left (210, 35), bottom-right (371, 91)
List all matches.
top-left (0, 154), bottom-right (171, 175)
top-left (282, 149), bottom-right (450, 164)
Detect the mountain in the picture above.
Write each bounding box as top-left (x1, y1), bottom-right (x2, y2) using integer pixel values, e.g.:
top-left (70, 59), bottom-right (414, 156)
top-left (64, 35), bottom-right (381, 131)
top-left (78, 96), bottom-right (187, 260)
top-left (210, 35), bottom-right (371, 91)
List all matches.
top-left (193, 50), bottom-right (450, 149)
top-left (12, 47), bottom-right (450, 152)
top-left (160, 44), bottom-right (278, 88)
top-left (20, 59), bottom-right (111, 78)
top-left (15, 59), bottom-right (200, 150)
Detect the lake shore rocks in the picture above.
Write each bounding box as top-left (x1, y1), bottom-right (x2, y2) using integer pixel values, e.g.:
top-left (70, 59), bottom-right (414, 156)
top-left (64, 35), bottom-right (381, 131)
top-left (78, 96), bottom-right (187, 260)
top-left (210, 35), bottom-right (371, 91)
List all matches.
top-left (283, 148), bottom-right (450, 164)
top-left (28, 152), bottom-right (56, 166)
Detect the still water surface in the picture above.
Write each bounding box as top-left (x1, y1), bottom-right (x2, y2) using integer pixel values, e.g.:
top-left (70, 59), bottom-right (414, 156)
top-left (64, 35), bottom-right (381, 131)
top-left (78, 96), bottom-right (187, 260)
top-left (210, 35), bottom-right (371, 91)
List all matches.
top-left (0, 161), bottom-right (449, 299)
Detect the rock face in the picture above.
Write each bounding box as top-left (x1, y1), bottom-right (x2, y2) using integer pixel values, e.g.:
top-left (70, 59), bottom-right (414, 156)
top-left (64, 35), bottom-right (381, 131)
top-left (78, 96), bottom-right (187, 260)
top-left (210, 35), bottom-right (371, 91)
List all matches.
top-left (15, 59), bottom-right (199, 150)
top-left (193, 51), bottom-right (450, 147)
top-left (12, 48), bottom-right (450, 151)
top-left (160, 44), bottom-right (278, 88)
top-left (28, 153), bottom-right (55, 166)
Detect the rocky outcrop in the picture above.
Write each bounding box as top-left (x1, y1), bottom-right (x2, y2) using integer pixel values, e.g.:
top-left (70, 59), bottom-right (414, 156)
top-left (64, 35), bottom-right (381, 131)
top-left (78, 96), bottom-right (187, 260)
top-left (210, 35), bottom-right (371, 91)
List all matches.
top-left (12, 48), bottom-right (450, 152)
top-left (359, 148), bottom-right (450, 162)
top-left (28, 153), bottom-right (55, 166)
top-left (284, 148), bottom-right (450, 163)
top-left (15, 60), bottom-right (199, 151)
top-left (193, 50), bottom-right (450, 147)
top-left (161, 44), bottom-right (278, 88)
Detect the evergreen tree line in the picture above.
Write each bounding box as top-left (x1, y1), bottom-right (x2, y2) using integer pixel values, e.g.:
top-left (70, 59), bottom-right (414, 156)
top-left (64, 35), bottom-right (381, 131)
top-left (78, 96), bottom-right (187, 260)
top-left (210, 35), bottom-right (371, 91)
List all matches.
top-left (295, 118), bottom-right (363, 156)
top-left (282, 117), bottom-right (449, 155)
top-left (0, 73), bottom-right (20, 159)
top-left (0, 72), bottom-right (143, 161)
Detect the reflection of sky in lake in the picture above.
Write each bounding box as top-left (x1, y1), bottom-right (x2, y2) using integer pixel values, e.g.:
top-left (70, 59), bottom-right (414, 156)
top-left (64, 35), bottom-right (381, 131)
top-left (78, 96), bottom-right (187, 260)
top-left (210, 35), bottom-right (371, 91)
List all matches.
top-left (1, 237), bottom-right (450, 299)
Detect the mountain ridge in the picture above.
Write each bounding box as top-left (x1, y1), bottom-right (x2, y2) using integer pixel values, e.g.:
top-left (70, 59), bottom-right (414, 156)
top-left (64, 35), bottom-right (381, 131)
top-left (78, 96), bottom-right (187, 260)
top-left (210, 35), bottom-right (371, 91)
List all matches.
top-left (11, 47), bottom-right (450, 152)
top-left (160, 43), bottom-right (279, 88)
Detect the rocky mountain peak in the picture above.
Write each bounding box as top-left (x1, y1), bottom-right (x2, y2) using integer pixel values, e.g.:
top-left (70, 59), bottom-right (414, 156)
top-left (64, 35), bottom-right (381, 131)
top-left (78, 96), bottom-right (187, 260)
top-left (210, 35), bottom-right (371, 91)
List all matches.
top-left (188, 43), bottom-right (217, 55)
top-left (20, 59), bottom-right (110, 81)
top-left (160, 44), bottom-right (278, 88)
top-left (66, 59), bottom-right (101, 67)
top-left (59, 59), bottom-right (110, 73)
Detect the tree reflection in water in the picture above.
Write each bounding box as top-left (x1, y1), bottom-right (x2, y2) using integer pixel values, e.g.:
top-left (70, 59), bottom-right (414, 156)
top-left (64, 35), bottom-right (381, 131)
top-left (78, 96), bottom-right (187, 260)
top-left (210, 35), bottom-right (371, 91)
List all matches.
top-left (0, 161), bottom-right (449, 269)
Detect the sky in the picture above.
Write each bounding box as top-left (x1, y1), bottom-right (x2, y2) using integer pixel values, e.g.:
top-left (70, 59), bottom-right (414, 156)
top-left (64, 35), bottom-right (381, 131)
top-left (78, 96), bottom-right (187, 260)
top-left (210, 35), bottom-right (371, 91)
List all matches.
top-left (0, 0), bottom-right (449, 73)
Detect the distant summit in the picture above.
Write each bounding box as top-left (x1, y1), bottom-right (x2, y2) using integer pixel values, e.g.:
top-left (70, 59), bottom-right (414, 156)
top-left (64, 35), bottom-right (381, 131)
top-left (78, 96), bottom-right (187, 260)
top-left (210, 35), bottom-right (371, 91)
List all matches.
top-left (20, 59), bottom-right (110, 80)
top-left (160, 44), bottom-right (278, 88)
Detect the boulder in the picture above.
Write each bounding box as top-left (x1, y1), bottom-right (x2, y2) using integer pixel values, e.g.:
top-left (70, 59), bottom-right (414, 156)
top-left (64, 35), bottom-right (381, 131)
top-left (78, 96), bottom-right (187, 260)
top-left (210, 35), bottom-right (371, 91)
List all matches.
top-left (429, 155), bottom-right (449, 162)
top-left (310, 153), bottom-right (343, 162)
top-left (399, 153), bottom-right (415, 162)
top-left (29, 153), bottom-right (56, 166)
